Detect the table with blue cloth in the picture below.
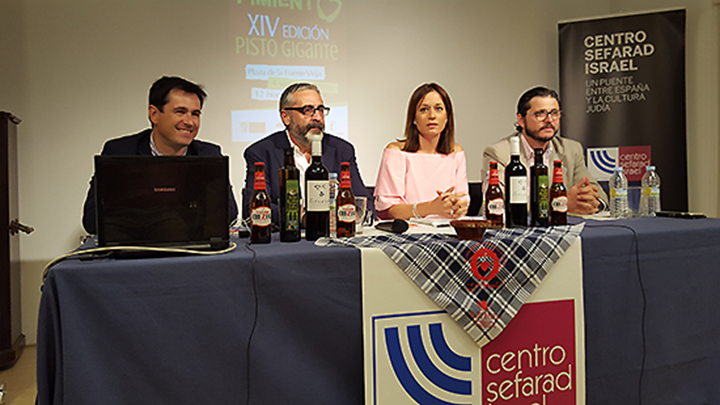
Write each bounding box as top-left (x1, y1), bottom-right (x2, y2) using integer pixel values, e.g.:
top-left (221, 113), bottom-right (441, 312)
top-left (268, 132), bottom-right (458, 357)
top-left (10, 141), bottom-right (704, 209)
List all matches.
top-left (37, 240), bottom-right (364, 405)
top-left (36, 217), bottom-right (720, 404)
top-left (580, 217), bottom-right (720, 404)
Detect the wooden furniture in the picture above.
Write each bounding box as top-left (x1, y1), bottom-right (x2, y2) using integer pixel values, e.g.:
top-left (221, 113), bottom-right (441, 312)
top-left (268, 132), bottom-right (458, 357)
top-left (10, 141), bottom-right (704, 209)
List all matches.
top-left (0, 112), bottom-right (28, 370)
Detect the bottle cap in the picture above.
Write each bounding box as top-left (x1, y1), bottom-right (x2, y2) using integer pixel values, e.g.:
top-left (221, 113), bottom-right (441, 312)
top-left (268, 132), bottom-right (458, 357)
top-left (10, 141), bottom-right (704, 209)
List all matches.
top-left (646, 165), bottom-right (655, 171)
top-left (311, 135), bottom-right (322, 155)
top-left (329, 172), bottom-right (337, 180)
top-left (510, 136), bottom-right (520, 155)
top-left (614, 166), bottom-right (623, 172)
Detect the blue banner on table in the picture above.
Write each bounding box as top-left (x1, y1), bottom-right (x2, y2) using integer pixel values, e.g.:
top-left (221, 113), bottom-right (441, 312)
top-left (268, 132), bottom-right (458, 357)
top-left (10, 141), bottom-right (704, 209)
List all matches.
top-left (558, 9), bottom-right (687, 211)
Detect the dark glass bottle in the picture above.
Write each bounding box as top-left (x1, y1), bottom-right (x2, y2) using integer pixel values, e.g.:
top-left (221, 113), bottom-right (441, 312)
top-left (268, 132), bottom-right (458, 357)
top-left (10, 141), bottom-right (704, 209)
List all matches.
top-left (549, 160), bottom-right (568, 225)
top-left (336, 162), bottom-right (356, 238)
top-left (485, 161), bottom-right (504, 227)
top-left (279, 148), bottom-right (301, 242)
top-left (530, 148), bottom-right (549, 227)
top-left (505, 137), bottom-right (527, 227)
top-left (304, 136), bottom-right (329, 241)
top-left (250, 162), bottom-right (271, 244)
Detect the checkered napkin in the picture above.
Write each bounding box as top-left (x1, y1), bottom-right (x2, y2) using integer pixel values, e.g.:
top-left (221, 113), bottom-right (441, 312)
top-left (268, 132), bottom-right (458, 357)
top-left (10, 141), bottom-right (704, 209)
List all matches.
top-left (316, 223), bottom-right (584, 347)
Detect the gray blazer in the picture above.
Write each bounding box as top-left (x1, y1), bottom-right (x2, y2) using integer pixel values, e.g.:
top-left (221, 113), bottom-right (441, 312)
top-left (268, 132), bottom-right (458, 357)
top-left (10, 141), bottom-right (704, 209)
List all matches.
top-left (481, 132), bottom-right (608, 208)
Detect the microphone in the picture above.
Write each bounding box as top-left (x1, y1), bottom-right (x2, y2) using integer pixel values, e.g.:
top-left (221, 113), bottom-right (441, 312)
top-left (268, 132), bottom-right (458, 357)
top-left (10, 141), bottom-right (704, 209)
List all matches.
top-left (375, 219), bottom-right (409, 234)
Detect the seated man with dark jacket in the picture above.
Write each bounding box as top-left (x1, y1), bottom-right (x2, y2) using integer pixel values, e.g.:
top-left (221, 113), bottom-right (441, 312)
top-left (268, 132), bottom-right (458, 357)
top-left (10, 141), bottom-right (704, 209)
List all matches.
top-left (242, 82), bottom-right (372, 225)
top-left (82, 76), bottom-right (238, 234)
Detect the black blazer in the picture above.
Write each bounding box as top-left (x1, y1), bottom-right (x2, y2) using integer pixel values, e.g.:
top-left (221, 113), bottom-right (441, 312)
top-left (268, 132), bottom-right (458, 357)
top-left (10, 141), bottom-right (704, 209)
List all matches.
top-left (242, 131), bottom-right (373, 225)
top-left (81, 129), bottom-right (239, 234)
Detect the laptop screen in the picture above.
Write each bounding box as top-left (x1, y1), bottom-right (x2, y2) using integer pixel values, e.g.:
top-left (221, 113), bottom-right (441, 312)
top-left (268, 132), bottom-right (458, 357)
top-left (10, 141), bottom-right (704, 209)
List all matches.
top-left (94, 155), bottom-right (230, 250)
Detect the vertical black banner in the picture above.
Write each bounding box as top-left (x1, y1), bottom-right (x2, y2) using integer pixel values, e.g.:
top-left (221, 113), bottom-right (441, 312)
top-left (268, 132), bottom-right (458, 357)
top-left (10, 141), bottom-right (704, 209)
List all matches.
top-left (559, 10), bottom-right (687, 211)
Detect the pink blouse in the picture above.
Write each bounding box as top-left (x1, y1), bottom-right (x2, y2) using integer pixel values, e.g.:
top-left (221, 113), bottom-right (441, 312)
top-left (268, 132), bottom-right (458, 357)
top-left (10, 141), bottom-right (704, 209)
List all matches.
top-left (374, 148), bottom-right (469, 214)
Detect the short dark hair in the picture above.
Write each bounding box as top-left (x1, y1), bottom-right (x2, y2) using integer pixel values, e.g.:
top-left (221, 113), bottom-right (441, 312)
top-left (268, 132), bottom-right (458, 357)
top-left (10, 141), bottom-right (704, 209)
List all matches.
top-left (516, 86), bottom-right (560, 117)
top-left (402, 83), bottom-right (455, 155)
top-left (515, 86), bottom-right (560, 132)
top-left (148, 76), bottom-right (207, 112)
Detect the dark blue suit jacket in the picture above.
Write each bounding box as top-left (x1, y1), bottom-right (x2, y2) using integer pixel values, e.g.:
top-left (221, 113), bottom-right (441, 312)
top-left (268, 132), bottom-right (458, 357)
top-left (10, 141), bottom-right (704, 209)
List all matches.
top-left (82, 129), bottom-right (239, 234)
top-left (242, 131), bottom-right (373, 225)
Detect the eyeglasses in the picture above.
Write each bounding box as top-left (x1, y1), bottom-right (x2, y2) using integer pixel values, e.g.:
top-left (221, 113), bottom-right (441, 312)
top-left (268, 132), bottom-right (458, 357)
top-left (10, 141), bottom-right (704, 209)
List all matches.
top-left (528, 109), bottom-right (561, 121)
top-left (284, 105), bottom-right (330, 117)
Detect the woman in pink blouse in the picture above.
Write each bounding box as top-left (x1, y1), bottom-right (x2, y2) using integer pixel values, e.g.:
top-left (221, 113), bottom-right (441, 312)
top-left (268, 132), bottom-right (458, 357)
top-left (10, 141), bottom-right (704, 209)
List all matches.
top-left (374, 83), bottom-right (469, 220)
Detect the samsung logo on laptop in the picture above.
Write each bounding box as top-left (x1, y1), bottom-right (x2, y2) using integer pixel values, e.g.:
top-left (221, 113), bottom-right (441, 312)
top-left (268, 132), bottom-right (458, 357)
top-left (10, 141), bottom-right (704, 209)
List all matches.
top-left (154, 187), bottom-right (176, 193)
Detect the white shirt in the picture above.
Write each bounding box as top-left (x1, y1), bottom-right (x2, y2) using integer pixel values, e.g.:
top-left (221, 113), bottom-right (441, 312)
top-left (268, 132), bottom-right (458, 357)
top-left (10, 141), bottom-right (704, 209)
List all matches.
top-left (286, 131), bottom-right (311, 203)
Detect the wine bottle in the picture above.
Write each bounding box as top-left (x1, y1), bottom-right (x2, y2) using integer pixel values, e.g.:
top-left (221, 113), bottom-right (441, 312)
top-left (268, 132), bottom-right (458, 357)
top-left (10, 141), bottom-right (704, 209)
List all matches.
top-left (279, 148), bottom-right (301, 242)
top-left (530, 148), bottom-right (549, 227)
top-left (250, 162), bottom-right (271, 244)
top-left (485, 161), bottom-right (504, 227)
top-left (336, 162), bottom-right (356, 238)
top-left (505, 136), bottom-right (527, 227)
top-left (305, 136), bottom-right (329, 240)
top-left (549, 160), bottom-right (568, 225)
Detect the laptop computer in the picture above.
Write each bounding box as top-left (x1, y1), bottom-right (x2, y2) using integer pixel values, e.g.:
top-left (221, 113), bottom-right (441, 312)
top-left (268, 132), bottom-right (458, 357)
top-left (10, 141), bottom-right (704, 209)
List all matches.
top-left (94, 155), bottom-right (230, 250)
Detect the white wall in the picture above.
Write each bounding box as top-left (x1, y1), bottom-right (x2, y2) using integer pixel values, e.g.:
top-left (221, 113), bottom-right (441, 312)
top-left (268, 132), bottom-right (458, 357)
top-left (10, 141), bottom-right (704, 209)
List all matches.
top-left (0, 0), bottom-right (717, 344)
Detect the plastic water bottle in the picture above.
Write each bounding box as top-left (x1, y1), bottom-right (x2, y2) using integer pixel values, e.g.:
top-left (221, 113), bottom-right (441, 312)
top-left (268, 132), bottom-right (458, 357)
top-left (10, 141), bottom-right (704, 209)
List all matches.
top-left (328, 172), bottom-right (338, 238)
top-left (640, 166), bottom-right (661, 216)
top-left (610, 167), bottom-right (629, 218)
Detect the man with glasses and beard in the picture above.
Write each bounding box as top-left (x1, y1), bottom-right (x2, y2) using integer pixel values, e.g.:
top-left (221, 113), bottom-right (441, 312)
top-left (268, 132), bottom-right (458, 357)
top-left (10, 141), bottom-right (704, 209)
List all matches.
top-left (242, 82), bottom-right (373, 225)
top-left (482, 86), bottom-right (607, 215)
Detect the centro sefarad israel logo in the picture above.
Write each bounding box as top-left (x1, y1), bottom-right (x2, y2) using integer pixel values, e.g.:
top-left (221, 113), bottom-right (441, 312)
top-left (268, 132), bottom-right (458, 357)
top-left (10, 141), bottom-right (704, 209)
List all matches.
top-left (373, 312), bottom-right (477, 405)
top-left (587, 145), bottom-right (651, 182)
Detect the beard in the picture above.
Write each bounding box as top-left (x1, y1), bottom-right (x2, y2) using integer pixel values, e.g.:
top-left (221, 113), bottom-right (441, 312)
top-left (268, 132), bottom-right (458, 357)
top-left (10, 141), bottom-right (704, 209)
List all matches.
top-left (522, 118), bottom-right (558, 143)
top-left (287, 118), bottom-right (324, 148)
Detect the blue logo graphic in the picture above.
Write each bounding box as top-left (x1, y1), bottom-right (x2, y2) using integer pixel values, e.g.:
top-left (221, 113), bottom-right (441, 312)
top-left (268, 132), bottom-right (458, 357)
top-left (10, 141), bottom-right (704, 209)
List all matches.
top-left (588, 148), bottom-right (617, 175)
top-left (383, 322), bottom-right (472, 405)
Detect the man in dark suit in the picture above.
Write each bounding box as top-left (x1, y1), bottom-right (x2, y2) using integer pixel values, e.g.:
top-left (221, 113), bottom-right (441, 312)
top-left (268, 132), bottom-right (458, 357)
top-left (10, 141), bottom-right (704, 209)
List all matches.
top-left (242, 83), bottom-right (372, 225)
top-left (82, 76), bottom-right (239, 234)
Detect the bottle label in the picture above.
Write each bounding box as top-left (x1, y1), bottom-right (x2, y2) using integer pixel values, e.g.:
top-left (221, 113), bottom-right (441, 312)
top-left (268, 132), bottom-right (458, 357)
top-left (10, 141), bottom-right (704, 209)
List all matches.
top-left (489, 169), bottom-right (500, 185)
top-left (487, 198), bottom-right (504, 215)
top-left (646, 186), bottom-right (660, 197)
top-left (338, 203), bottom-right (356, 223)
top-left (307, 180), bottom-right (329, 212)
top-left (340, 170), bottom-right (352, 188)
top-left (611, 188), bottom-right (628, 199)
top-left (328, 179), bottom-right (338, 208)
top-left (537, 175), bottom-right (549, 218)
top-left (251, 206), bottom-right (272, 227)
top-left (509, 177), bottom-right (528, 204)
top-left (553, 167), bottom-right (563, 184)
top-left (283, 180), bottom-right (300, 229)
top-left (551, 196), bottom-right (568, 213)
top-left (254, 170), bottom-right (266, 190)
